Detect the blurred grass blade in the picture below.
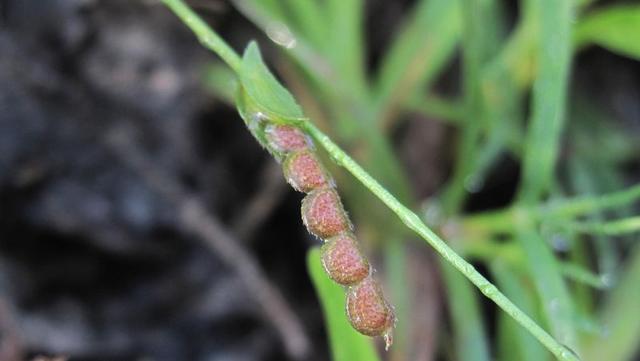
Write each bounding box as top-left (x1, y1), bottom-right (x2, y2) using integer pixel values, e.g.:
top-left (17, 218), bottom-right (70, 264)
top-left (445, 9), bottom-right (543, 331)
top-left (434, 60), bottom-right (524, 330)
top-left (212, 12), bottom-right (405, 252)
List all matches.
top-left (583, 245), bottom-right (640, 361)
top-left (374, 0), bottom-right (460, 124)
top-left (516, 226), bottom-right (578, 352)
top-left (560, 262), bottom-right (610, 290)
top-left (492, 261), bottom-right (547, 361)
top-left (404, 93), bottom-right (464, 123)
top-left (568, 216), bottom-right (640, 236)
top-left (282, 0), bottom-right (326, 49)
top-left (574, 5), bottom-right (640, 60)
top-left (441, 0), bottom-right (505, 211)
top-left (549, 183), bottom-right (640, 218)
top-left (518, 0), bottom-right (573, 203)
top-left (438, 2), bottom-right (505, 360)
top-left (307, 248), bottom-right (382, 361)
top-left (441, 263), bottom-right (491, 361)
top-left (512, 2), bottom-right (579, 349)
top-left (324, 0), bottom-right (367, 96)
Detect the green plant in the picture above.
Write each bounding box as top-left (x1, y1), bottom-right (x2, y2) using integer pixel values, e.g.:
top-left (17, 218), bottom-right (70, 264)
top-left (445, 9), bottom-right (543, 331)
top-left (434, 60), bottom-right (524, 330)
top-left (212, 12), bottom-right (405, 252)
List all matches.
top-left (162, 0), bottom-right (640, 360)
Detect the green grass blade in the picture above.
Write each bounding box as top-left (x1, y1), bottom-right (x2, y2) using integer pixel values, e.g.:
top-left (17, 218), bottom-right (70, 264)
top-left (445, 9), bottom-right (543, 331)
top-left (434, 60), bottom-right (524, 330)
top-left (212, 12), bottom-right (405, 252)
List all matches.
top-left (574, 5), bottom-right (640, 60)
top-left (567, 216), bottom-right (640, 236)
top-left (548, 183), bottom-right (640, 218)
top-left (307, 248), bottom-right (382, 361)
top-left (517, 0), bottom-right (573, 204)
top-left (515, 225), bottom-right (578, 352)
top-left (441, 0), bottom-right (505, 211)
top-left (492, 261), bottom-right (548, 361)
top-left (374, 0), bottom-right (460, 124)
top-left (560, 262), bottom-right (610, 290)
top-left (512, 1), bottom-right (578, 349)
top-left (583, 245), bottom-right (640, 361)
top-left (282, 0), bottom-right (326, 49)
top-left (441, 262), bottom-right (491, 361)
top-left (323, 0), bottom-right (368, 96)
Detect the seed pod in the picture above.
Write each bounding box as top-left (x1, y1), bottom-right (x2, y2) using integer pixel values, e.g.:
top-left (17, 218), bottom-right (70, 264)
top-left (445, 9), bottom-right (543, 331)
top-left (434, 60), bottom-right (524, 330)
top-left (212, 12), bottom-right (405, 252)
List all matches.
top-left (346, 276), bottom-right (395, 340)
top-left (321, 233), bottom-right (369, 286)
top-left (302, 188), bottom-right (352, 239)
top-left (284, 150), bottom-right (332, 193)
top-left (265, 124), bottom-right (310, 154)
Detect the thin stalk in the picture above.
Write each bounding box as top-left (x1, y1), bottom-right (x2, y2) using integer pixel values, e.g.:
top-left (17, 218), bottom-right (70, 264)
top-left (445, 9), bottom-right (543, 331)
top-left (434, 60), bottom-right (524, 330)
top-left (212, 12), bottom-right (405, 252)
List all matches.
top-left (459, 183), bottom-right (640, 235)
top-left (567, 216), bottom-right (640, 236)
top-left (162, 0), bottom-right (242, 73)
top-left (302, 122), bottom-right (579, 361)
top-left (404, 93), bottom-right (464, 124)
top-left (547, 183), bottom-right (640, 218)
top-left (560, 262), bottom-right (610, 290)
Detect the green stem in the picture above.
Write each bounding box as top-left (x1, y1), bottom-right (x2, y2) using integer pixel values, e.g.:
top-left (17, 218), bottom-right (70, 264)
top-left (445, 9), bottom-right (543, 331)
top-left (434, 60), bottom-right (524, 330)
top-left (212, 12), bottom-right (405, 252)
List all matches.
top-left (302, 122), bottom-right (579, 361)
top-left (548, 183), bottom-right (640, 218)
top-left (162, 0), bottom-right (242, 73)
top-left (459, 183), bottom-right (640, 235)
top-left (560, 262), bottom-right (610, 289)
top-left (567, 216), bottom-right (640, 236)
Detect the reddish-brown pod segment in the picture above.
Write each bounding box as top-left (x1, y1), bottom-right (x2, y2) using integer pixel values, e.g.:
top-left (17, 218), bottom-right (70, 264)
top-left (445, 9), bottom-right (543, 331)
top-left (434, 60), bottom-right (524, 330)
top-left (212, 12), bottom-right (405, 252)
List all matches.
top-left (265, 124), bottom-right (310, 153)
top-left (346, 276), bottom-right (395, 346)
top-left (321, 233), bottom-right (369, 286)
top-left (302, 188), bottom-right (352, 239)
top-left (284, 150), bottom-right (332, 193)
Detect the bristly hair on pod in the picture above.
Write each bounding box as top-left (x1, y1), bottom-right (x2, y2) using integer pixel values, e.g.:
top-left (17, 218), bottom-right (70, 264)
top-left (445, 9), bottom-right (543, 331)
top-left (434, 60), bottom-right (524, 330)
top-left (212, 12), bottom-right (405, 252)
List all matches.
top-left (346, 276), bottom-right (396, 349)
top-left (301, 188), bottom-right (352, 239)
top-left (284, 150), bottom-right (334, 193)
top-left (320, 233), bottom-right (370, 286)
top-left (264, 124), bottom-right (311, 157)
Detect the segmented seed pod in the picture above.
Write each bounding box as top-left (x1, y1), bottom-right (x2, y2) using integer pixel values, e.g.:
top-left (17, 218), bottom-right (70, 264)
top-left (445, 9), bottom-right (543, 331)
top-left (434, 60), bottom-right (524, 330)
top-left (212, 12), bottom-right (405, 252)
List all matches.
top-left (284, 150), bottom-right (333, 193)
top-left (265, 124), bottom-right (310, 155)
top-left (250, 120), bottom-right (395, 347)
top-left (346, 276), bottom-right (396, 342)
top-left (321, 233), bottom-right (369, 286)
top-left (301, 188), bottom-right (352, 239)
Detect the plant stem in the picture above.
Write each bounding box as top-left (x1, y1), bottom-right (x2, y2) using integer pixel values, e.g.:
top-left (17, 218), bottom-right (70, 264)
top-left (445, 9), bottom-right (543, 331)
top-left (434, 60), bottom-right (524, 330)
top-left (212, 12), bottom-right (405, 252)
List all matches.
top-left (548, 183), bottom-right (640, 218)
top-left (302, 121), bottom-right (579, 361)
top-left (162, 0), bottom-right (242, 73)
top-left (568, 216), bottom-right (640, 236)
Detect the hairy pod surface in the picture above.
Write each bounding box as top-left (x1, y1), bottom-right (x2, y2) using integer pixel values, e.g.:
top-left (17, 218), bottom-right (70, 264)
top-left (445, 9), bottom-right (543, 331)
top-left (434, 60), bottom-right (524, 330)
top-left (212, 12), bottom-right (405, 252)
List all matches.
top-left (346, 276), bottom-right (395, 338)
top-left (302, 188), bottom-right (352, 239)
top-left (284, 150), bottom-right (332, 193)
top-left (260, 120), bottom-right (395, 347)
top-left (265, 124), bottom-right (310, 154)
top-left (321, 233), bottom-right (369, 286)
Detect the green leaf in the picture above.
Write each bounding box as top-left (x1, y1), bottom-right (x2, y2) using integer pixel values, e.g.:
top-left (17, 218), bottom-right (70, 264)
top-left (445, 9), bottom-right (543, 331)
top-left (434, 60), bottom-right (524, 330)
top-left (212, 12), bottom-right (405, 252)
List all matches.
top-left (492, 261), bottom-right (547, 361)
top-left (583, 245), bottom-right (640, 361)
top-left (239, 42), bottom-right (305, 121)
top-left (575, 5), bottom-right (640, 60)
top-left (324, 0), bottom-right (367, 96)
top-left (307, 248), bottom-right (381, 361)
top-left (518, 0), bottom-right (572, 204)
top-left (374, 0), bottom-right (461, 122)
top-left (441, 262), bottom-right (491, 361)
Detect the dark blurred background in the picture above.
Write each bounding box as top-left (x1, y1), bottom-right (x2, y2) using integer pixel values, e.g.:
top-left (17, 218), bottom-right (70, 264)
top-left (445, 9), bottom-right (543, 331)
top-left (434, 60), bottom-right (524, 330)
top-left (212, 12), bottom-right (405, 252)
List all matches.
top-left (0, 0), bottom-right (638, 361)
